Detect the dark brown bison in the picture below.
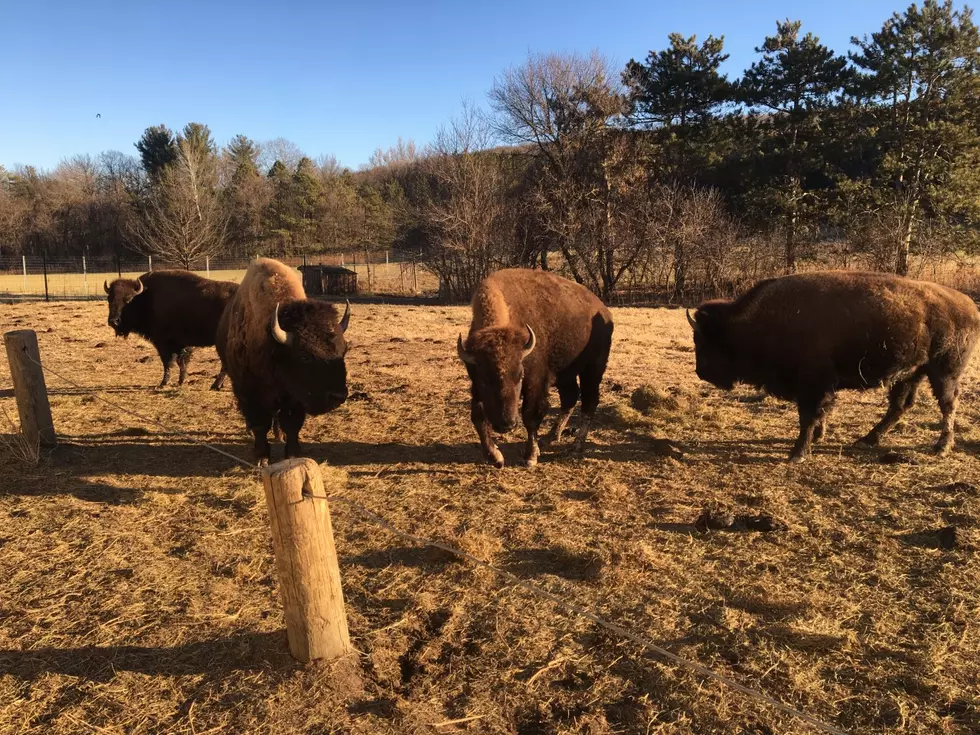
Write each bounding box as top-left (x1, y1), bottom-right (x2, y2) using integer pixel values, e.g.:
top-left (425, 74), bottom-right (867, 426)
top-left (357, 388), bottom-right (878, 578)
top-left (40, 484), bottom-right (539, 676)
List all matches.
top-left (104, 270), bottom-right (237, 389)
top-left (216, 258), bottom-right (350, 465)
top-left (688, 271), bottom-right (980, 462)
top-left (457, 268), bottom-right (614, 468)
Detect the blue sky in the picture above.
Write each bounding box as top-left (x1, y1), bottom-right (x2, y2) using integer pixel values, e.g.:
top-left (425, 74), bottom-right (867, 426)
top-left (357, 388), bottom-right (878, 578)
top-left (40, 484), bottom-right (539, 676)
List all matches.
top-left (1, 0), bottom-right (907, 172)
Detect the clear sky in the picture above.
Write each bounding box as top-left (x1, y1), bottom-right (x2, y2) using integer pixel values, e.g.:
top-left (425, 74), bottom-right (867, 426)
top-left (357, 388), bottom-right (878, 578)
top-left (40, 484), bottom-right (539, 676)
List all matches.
top-left (1, 0), bottom-right (908, 172)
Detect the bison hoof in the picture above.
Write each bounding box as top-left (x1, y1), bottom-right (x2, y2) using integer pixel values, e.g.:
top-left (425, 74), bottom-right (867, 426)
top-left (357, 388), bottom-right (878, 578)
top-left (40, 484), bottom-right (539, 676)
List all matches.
top-left (256, 457), bottom-right (269, 468)
top-left (853, 436), bottom-right (878, 449)
top-left (788, 452), bottom-right (807, 464)
top-left (933, 441), bottom-right (953, 457)
top-left (524, 455), bottom-right (539, 469)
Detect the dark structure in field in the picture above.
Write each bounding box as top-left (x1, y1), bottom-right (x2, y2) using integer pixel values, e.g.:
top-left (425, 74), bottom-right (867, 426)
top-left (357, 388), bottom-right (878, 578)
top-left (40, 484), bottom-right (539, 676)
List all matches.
top-left (216, 258), bottom-right (350, 465)
top-left (457, 268), bottom-right (614, 468)
top-left (299, 265), bottom-right (357, 296)
top-left (688, 271), bottom-right (980, 461)
top-left (104, 270), bottom-right (237, 389)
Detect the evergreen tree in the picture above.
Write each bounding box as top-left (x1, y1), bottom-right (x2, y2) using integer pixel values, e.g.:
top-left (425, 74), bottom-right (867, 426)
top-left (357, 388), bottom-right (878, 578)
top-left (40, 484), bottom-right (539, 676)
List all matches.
top-left (850, 0), bottom-right (980, 274)
top-left (624, 33), bottom-right (731, 129)
top-left (738, 20), bottom-right (849, 271)
top-left (135, 125), bottom-right (178, 179)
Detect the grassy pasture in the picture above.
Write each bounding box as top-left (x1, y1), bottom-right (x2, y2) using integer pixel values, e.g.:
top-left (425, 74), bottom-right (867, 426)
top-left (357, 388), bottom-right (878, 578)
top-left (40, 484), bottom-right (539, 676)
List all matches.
top-left (0, 300), bottom-right (978, 734)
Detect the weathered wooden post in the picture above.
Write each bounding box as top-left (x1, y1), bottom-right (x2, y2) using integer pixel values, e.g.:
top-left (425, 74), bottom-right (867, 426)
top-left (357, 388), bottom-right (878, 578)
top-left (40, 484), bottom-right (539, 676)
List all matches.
top-left (3, 330), bottom-right (56, 447)
top-left (261, 458), bottom-right (351, 663)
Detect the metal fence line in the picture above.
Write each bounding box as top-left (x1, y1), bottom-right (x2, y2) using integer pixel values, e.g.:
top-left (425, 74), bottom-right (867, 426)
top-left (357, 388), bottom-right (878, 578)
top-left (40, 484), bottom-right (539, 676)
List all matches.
top-left (0, 250), bottom-right (429, 301)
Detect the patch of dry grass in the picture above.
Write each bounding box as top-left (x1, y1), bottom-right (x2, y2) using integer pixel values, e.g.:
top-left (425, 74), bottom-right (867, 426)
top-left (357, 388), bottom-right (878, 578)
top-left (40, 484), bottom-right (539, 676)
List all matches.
top-left (0, 300), bottom-right (979, 733)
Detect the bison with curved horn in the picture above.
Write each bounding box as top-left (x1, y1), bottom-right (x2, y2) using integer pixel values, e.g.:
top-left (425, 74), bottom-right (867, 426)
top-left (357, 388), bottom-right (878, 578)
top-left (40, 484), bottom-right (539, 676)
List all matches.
top-left (216, 258), bottom-right (350, 465)
top-left (104, 270), bottom-right (237, 389)
top-left (457, 268), bottom-right (614, 468)
top-left (687, 271), bottom-right (980, 462)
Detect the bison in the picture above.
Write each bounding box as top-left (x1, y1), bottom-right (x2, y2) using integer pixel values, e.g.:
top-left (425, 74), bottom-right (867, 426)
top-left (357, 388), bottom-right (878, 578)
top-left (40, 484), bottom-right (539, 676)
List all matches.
top-left (457, 268), bottom-right (614, 468)
top-left (104, 270), bottom-right (237, 389)
top-left (216, 258), bottom-right (350, 465)
top-left (687, 271), bottom-right (980, 462)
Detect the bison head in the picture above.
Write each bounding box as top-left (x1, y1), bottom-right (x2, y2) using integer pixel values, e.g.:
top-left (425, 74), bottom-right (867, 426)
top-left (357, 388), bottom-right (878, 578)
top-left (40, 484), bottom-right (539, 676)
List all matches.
top-left (104, 277), bottom-right (145, 336)
top-left (457, 325), bottom-right (536, 433)
top-left (271, 300), bottom-right (351, 415)
top-left (688, 304), bottom-right (737, 390)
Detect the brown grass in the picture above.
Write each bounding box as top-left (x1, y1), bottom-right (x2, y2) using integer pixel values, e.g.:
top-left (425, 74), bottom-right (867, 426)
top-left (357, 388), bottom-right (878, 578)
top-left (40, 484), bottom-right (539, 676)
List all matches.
top-left (1, 300), bottom-right (979, 734)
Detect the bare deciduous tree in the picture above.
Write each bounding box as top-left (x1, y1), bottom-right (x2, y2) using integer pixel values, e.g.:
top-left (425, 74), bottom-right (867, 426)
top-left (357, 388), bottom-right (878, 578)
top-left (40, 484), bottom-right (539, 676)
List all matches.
top-left (131, 138), bottom-right (227, 269)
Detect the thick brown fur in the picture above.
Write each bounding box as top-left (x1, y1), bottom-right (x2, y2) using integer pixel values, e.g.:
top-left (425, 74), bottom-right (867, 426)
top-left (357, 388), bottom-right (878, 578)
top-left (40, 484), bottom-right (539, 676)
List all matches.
top-left (460, 268), bottom-right (614, 467)
top-left (216, 258), bottom-right (349, 465)
top-left (691, 270), bottom-right (980, 461)
top-left (105, 270), bottom-right (237, 389)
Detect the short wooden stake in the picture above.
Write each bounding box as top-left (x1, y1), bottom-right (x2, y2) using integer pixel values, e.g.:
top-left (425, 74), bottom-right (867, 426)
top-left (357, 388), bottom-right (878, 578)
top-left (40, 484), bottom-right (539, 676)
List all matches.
top-left (261, 458), bottom-right (351, 662)
top-left (3, 330), bottom-right (56, 447)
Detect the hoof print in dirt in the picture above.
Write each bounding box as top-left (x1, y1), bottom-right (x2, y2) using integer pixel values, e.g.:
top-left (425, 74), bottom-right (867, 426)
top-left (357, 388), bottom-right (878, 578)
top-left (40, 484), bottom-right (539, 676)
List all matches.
top-left (93, 342), bottom-right (106, 348)
top-left (936, 481), bottom-right (978, 496)
top-left (879, 451), bottom-right (918, 465)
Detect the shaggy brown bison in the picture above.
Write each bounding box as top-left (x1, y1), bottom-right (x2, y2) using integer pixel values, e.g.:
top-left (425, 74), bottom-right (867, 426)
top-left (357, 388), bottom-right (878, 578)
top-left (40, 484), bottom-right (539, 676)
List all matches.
top-left (457, 268), bottom-right (614, 468)
top-left (104, 270), bottom-right (237, 389)
top-left (216, 258), bottom-right (350, 465)
top-left (688, 271), bottom-right (980, 462)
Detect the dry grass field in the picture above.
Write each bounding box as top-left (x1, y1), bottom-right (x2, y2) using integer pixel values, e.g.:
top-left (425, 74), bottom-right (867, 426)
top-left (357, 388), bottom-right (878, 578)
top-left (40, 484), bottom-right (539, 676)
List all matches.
top-left (1, 300), bottom-right (979, 734)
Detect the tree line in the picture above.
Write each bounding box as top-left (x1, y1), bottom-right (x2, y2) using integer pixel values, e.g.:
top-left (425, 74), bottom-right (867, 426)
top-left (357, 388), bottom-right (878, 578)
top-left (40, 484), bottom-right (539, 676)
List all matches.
top-left (1, 0), bottom-right (978, 302)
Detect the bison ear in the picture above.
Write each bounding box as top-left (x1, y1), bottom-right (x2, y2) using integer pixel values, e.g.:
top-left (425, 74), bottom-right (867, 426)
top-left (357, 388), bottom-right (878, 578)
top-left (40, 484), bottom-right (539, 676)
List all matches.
top-left (339, 300), bottom-right (351, 333)
top-left (103, 280), bottom-right (110, 295)
top-left (457, 334), bottom-right (476, 365)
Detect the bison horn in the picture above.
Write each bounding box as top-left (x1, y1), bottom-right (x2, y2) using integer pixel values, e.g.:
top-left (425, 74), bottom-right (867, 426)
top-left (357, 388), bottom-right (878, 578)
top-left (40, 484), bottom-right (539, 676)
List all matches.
top-left (686, 309), bottom-right (698, 331)
top-left (271, 303), bottom-right (295, 346)
top-left (339, 300), bottom-right (351, 333)
top-left (457, 334), bottom-right (475, 365)
top-left (103, 279), bottom-right (110, 294)
top-left (133, 277), bottom-right (144, 295)
top-left (522, 324), bottom-right (536, 360)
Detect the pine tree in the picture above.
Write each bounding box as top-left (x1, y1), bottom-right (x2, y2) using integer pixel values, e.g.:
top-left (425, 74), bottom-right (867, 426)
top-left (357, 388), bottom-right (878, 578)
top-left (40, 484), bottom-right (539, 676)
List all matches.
top-left (850, 0), bottom-right (980, 274)
top-left (738, 20), bottom-right (849, 271)
top-left (135, 125), bottom-right (178, 180)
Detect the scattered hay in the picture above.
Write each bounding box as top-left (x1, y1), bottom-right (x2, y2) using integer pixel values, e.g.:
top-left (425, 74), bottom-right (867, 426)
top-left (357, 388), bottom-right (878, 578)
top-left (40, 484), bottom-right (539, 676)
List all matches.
top-left (0, 407), bottom-right (40, 466)
top-left (630, 384), bottom-right (687, 414)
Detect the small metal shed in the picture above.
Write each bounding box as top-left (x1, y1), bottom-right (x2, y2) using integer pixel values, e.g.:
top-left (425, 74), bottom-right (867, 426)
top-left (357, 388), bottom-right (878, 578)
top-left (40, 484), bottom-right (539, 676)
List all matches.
top-left (298, 265), bottom-right (358, 296)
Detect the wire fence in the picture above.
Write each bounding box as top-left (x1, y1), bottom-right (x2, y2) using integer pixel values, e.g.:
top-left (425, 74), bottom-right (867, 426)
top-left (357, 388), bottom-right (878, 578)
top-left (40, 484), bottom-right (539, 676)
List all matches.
top-left (0, 251), bottom-right (439, 301)
top-left (3, 340), bottom-right (846, 735)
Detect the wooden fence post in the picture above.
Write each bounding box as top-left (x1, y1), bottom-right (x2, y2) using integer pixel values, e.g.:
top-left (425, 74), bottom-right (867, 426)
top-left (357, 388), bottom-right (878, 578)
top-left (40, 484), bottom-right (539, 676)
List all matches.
top-left (261, 458), bottom-right (352, 663)
top-left (3, 330), bottom-right (56, 447)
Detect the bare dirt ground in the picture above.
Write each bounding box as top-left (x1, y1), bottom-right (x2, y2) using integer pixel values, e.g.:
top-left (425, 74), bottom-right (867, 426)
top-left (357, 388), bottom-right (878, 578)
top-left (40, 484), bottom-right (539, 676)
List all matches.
top-left (1, 300), bottom-right (978, 734)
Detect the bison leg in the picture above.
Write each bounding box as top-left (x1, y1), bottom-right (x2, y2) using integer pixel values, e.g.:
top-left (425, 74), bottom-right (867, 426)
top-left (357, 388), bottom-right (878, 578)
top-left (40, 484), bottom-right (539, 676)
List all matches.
top-left (813, 395), bottom-right (837, 443)
top-left (155, 347), bottom-right (177, 388)
top-left (789, 392), bottom-right (834, 463)
top-left (855, 374), bottom-right (923, 448)
top-left (573, 366), bottom-right (603, 455)
top-left (279, 403), bottom-right (306, 459)
top-left (928, 373), bottom-right (959, 456)
top-left (210, 369), bottom-right (227, 391)
top-left (521, 385), bottom-right (549, 469)
top-left (545, 372), bottom-right (579, 447)
top-left (471, 385), bottom-right (503, 468)
top-left (176, 347), bottom-right (193, 386)
top-left (237, 394), bottom-right (273, 466)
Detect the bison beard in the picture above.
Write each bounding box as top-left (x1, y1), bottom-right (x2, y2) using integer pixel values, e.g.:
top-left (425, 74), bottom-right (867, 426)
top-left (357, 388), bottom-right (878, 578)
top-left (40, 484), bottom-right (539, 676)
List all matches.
top-left (689, 271), bottom-right (980, 462)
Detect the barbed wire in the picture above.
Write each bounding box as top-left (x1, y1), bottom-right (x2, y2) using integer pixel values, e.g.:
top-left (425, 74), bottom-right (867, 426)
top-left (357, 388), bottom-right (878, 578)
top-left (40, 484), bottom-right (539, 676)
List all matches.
top-left (14, 346), bottom-right (846, 735)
